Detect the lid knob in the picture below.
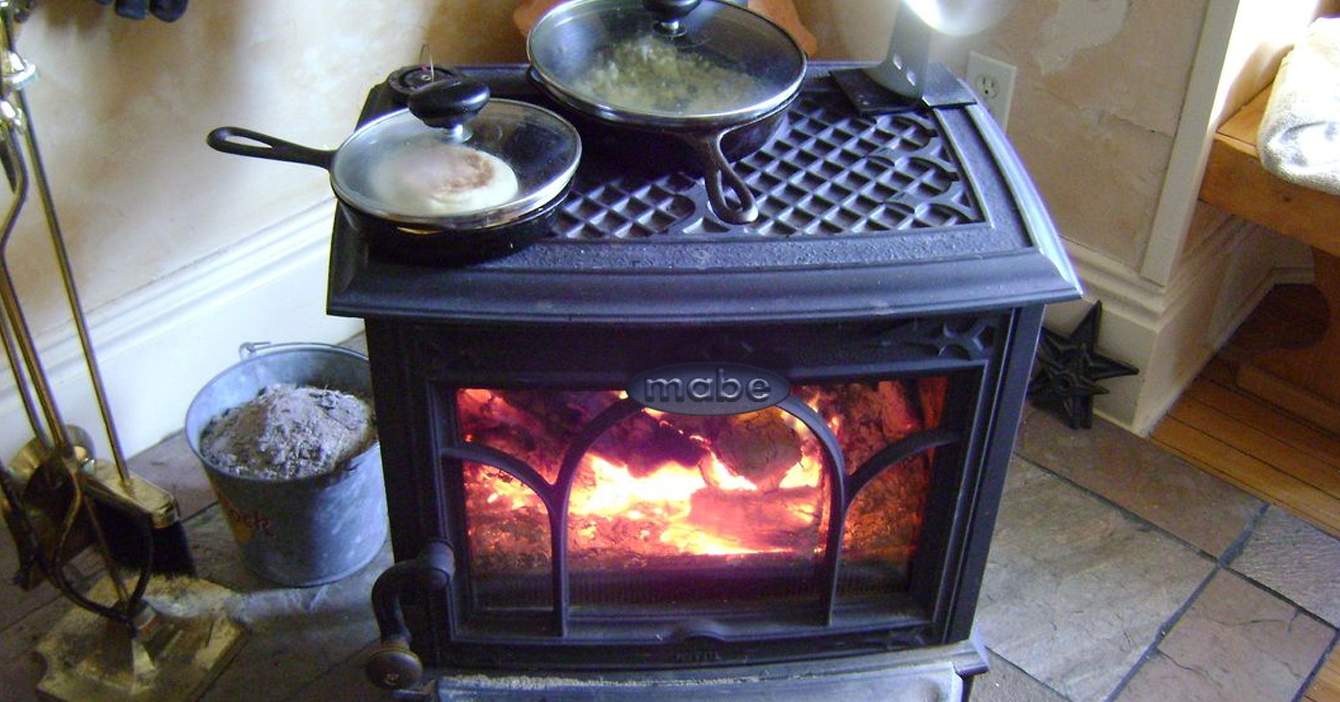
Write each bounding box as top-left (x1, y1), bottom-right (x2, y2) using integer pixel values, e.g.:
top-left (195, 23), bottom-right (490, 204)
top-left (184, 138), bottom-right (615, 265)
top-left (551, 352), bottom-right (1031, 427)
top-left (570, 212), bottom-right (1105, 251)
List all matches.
top-left (644, 0), bottom-right (701, 35)
top-left (407, 78), bottom-right (490, 141)
top-left (386, 64), bottom-right (459, 105)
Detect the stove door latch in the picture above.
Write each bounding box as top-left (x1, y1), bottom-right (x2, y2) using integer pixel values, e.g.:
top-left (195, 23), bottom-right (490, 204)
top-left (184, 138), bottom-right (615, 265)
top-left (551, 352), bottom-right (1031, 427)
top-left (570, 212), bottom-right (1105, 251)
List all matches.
top-left (366, 540), bottom-right (454, 691)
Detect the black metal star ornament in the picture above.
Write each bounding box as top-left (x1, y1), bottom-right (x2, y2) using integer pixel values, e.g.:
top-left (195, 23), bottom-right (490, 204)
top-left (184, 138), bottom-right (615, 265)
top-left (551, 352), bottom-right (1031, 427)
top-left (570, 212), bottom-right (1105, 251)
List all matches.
top-left (1028, 301), bottom-right (1138, 429)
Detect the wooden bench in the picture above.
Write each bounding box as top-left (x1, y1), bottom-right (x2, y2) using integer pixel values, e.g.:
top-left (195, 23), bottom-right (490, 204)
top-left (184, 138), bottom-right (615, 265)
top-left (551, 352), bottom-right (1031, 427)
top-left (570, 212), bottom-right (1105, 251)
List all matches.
top-left (1200, 84), bottom-right (1340, 431)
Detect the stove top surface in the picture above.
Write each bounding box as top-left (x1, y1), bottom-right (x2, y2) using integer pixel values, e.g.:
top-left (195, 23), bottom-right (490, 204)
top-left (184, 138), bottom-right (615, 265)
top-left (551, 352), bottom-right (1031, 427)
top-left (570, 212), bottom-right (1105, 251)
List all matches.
top-left (327, 62), bottom-right (1080, 326)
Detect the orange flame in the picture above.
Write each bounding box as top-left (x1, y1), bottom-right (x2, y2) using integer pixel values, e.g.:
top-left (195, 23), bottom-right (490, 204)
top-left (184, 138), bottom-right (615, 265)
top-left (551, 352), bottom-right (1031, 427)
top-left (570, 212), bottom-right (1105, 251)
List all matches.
top-left (468, 395), bottom-right (829, 559)
top-left (464, 379), bottom-right (947, 578)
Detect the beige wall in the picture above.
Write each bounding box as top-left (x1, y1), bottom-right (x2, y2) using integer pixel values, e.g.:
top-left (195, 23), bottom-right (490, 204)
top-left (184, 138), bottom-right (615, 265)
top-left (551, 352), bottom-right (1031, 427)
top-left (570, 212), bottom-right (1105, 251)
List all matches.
top-left (0, 1), bottom-right (529, 456)
top-left (7, 0), bottom-right (1213, 336)
top-left (793, 0), bottom-right (1331, 432)
top-left (798, 0), bottom-right (1208, 272)
top-left (9, 0), bottom-right (525, 336)
top-left (1180, 0), bottom-right (1337, 257)
top-left (1217, 0), bottom-right (1339, 116)
top-left (29, 0), bottom-right (1222, 336)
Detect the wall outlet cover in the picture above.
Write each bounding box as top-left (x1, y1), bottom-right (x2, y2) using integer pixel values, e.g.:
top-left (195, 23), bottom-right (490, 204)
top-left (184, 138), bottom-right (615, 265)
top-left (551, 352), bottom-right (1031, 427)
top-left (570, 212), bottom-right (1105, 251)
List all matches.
top-left (966, 51), bottom-right (1017, 130)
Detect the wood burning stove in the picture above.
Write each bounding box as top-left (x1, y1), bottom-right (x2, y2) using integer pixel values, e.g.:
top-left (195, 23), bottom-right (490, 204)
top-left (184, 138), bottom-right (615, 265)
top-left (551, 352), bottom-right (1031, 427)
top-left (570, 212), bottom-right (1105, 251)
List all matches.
top-left (327, 63), bottom-right (1081, 700)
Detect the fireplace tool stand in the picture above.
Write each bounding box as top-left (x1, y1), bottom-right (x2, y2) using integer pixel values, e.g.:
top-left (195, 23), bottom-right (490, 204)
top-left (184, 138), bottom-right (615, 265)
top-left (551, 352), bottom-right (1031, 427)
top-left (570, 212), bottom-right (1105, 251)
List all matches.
top-left (0, 3), bottom-right (244, 701)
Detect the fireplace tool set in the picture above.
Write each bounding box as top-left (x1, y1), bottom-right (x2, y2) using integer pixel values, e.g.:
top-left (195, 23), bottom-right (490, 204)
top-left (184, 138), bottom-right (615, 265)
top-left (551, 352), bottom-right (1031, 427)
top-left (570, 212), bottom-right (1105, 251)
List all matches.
top-left (0, 3), bottom-right (243, 702)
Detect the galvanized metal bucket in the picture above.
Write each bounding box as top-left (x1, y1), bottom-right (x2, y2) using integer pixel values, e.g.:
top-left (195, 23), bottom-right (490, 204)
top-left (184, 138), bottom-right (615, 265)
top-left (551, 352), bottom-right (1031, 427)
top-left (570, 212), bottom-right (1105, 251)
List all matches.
top-left (185, 342), bottom-right (387, 587)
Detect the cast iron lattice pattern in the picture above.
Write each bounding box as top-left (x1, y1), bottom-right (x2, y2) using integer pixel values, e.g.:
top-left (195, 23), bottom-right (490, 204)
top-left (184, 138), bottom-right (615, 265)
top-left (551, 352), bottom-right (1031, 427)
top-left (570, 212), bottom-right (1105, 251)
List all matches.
top-left (551, 91), bottom-right (982, 240)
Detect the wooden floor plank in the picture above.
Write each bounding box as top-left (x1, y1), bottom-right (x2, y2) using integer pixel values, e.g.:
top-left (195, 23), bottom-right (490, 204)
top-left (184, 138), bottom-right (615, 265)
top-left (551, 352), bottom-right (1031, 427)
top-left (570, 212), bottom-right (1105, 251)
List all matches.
top-left (1306, 648), bottom-right (1340, 702)
top-left (1238, 363), bottom-right (1340, 438)
top-left (1152, 418), bottom-right (1340, 537)
top-left (1199, 356), bottom-right (1239, 387)
top-left (1168, 396), bottom-right (1340, 496)
top-left (1183, 379), bottom-right (1340, 473)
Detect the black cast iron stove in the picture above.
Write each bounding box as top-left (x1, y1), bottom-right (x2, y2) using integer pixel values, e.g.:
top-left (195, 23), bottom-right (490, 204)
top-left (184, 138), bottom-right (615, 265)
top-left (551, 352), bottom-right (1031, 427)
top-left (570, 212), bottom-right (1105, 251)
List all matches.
top-left (327, 62), bottom-right (1081, 701)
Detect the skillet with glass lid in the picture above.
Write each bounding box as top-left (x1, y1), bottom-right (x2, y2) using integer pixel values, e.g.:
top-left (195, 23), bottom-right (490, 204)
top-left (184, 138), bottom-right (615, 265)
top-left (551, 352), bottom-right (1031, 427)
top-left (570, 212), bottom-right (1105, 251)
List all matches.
top-left (527, 0), bottom-right (807, 224)
top-left (207, 76), bottom-right (582, 265)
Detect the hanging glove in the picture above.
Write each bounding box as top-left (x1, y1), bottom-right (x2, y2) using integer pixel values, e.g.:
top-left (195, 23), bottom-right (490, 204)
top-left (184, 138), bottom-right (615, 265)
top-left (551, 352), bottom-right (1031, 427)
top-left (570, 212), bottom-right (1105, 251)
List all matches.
top-left (92, 0), bottom-right (188, 21)
top-left (150, 0), bottom-right (188, 22)
top-left (94, 0), bottom-right (148, 20)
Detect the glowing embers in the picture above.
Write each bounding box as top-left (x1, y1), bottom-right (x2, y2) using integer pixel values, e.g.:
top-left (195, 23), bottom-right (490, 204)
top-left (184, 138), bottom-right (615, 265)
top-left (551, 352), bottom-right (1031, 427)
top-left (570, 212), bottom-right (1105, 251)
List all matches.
top-left (838, 457), bottom-right (931, 599)
top-left (569, 408), bottom-right (828, 566)
top-left (457, 377), bottom-right (948, 610)
top-left (463, 463), bottom-right (552, 609)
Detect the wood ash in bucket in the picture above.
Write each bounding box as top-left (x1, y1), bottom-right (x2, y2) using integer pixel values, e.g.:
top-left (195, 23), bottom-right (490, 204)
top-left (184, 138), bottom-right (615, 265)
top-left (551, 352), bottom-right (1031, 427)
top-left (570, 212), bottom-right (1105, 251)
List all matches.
top-left (200, 384), bottom-right (377, 480)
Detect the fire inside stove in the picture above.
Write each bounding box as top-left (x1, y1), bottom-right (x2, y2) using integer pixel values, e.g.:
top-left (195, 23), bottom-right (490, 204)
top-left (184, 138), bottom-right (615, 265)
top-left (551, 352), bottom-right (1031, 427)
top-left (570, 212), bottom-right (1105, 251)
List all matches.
top-left (454, 378), bottom-right (949, 614)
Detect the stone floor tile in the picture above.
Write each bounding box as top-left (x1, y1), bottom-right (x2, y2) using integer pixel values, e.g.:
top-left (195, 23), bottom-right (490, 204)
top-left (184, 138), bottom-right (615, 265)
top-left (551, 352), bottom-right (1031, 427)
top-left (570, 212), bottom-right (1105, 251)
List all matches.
top-left (976, 458), bottom-right (1216, 702)
top-left (1114, 570), bottom-right (1334, 702)
top-left (1017, 411), bottom-right (1262, 557)
top-left (188, 505), bottom-right (394, 702)
top-left (970, 650), bottom-right (1069, 702)
top-left (284, 643), bottom-right (387, 702)
top-left (0, 503), bottom-right (391, 702)
top-left (1231, 506), bottom-right (1340, 627)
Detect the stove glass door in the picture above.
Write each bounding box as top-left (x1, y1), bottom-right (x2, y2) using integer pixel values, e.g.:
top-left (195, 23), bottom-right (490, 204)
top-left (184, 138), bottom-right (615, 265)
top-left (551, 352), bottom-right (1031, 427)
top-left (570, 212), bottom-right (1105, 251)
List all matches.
top-left (453, 375), bottom-right (953, 619)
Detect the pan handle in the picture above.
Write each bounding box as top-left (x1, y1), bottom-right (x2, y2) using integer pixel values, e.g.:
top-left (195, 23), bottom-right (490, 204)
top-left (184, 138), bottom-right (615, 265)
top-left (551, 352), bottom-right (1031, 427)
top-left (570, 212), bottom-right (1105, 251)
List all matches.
top-left (686, 131), bottom-right (759, 225)
top-left (206, 127), bottom-right (335, 170)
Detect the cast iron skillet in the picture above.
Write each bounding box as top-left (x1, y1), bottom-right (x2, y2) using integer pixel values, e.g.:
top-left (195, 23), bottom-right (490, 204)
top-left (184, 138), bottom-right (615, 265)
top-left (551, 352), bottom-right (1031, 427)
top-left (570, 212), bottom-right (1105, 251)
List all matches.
top-left (206, 79), bottom-right (579, 266)
top-left (527, 0), bottom-right (806, 225)
top-left (533, 77), bottom-right (795, 224)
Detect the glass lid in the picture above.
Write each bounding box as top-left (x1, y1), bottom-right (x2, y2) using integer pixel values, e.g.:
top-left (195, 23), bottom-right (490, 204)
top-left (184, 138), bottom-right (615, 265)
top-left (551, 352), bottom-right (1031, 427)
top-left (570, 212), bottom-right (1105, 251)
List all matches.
top-left (331, 84), bottom-right (581, 229)
top-left (528, 0), bottom-right (806, 124)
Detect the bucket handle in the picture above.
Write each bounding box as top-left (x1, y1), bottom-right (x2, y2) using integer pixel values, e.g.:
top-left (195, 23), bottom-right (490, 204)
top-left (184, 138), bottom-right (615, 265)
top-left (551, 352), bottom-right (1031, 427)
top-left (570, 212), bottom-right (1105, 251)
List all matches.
top-left (239, 341), bottom-right (368, 361)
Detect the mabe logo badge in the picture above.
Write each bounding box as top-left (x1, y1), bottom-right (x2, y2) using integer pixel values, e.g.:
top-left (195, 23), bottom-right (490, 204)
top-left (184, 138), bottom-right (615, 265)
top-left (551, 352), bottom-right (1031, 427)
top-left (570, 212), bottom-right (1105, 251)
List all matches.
top-left (628, 363), bottom-right (790, 416)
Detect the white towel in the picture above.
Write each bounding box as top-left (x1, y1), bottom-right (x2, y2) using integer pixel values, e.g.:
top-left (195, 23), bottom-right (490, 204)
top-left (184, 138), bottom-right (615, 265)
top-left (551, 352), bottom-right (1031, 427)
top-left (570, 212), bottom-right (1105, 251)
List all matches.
top-left (1258, 17), bottom-right (1340, 196)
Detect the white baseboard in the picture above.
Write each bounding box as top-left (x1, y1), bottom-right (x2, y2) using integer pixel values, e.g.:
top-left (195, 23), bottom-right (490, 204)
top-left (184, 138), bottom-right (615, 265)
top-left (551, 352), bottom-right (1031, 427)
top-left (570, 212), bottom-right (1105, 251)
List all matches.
top-left (0, 199), bottom-right (364, 462)
top-left (1046, 219), bottom-right (1307, 436)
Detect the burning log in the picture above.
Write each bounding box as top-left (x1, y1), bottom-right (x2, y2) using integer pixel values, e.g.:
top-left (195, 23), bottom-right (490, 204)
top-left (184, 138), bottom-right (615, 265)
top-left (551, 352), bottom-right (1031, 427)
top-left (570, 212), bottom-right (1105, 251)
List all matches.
top-left (460, 380), bottom-right (943, 578)
top-left (687, 486), bottom-right (823, 552)
top-left (711, 410), bottom-right (802, 491)
top-left (490, 390), bottom-right (708, 478)
top-left (810, 380), bottom-right (924, 469)
top-left (598, 414), bottom-right (708, 478)
top-left (918, 376), bottom-right (949, 430)
top-left (490, 390), bottom-right (595, 435)
top-left (842, 453), bottom-right (930, 564)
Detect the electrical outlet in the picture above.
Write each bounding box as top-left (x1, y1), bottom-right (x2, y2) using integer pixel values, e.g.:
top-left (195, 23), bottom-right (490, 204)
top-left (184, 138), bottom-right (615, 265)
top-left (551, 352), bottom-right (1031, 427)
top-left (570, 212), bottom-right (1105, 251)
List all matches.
top-left (966, 51), bottom-right (1017, 130)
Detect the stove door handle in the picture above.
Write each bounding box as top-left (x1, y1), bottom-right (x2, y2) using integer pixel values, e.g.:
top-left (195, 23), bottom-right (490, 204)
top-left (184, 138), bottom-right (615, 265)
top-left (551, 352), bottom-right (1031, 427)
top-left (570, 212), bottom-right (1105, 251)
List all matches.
top-left (366, 540), bottom-right (454, 691)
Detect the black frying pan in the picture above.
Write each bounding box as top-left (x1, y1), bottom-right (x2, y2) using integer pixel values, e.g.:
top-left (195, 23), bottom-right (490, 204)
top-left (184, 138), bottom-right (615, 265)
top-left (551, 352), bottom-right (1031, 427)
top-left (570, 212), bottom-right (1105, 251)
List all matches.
top-left (207, 79), bottom-right (580, 266)
top-left (527, 0), bottom-right (806, 225)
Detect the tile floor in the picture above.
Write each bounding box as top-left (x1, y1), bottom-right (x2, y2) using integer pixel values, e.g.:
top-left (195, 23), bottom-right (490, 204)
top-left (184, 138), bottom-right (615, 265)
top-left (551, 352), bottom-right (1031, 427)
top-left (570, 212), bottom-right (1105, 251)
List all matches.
top-left (0, 399), bottom-right (1336, 701)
